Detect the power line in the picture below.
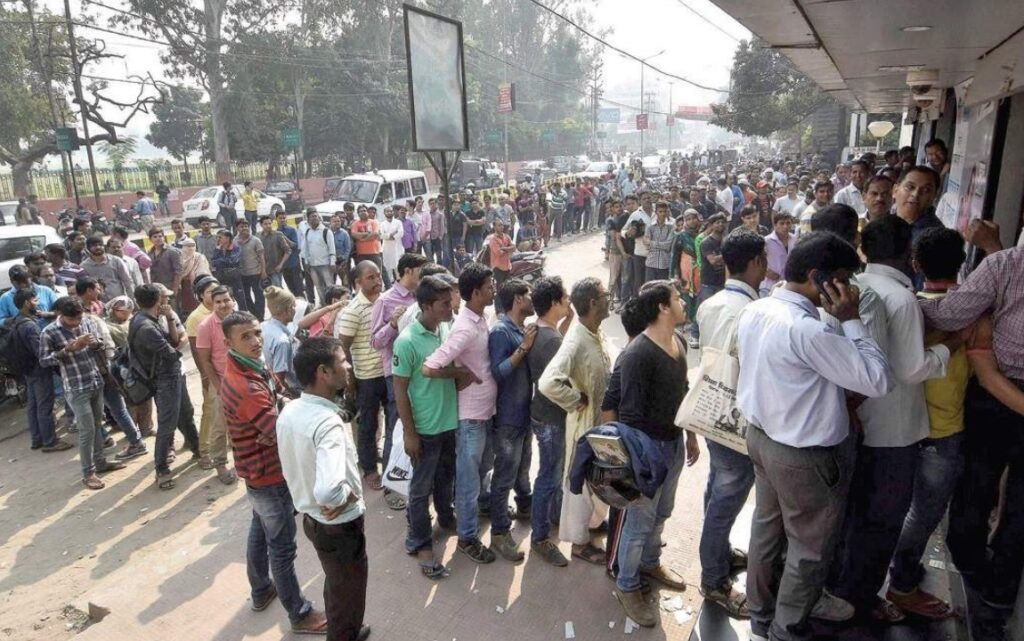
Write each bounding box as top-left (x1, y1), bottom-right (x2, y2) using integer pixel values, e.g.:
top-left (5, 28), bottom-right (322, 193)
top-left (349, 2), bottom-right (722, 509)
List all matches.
top-left (672, 0), bottom-right (743, 42)
top-left (81, 73), bottom-right (399, 99)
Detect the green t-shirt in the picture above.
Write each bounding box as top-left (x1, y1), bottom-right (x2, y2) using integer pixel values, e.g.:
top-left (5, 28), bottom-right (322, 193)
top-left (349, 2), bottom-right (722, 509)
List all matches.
top-left (392, 320), bottom-right (458, 435)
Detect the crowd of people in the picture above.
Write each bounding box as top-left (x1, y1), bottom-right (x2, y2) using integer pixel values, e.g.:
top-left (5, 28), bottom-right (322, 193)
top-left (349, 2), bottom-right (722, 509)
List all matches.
top-left (0, 137), bottom-right (1021, 641)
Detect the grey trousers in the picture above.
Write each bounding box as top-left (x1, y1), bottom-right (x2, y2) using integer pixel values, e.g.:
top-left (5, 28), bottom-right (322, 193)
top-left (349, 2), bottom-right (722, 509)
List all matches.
top-left (745, 425), bottom-right (855, 641)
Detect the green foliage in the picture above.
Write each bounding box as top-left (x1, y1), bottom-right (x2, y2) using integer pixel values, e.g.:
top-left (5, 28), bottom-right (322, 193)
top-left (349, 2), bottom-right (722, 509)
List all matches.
top-left (100, 136), bottom-right (138, 170)
top-left (711, 39), bottom-right (833, 138)
top-left (147, 85), bottom-right (206, 163)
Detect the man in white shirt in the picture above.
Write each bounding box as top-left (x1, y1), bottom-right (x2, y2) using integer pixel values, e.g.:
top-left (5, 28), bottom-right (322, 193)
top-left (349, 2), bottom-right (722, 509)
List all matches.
top-left (379, 206), bottom-right (405, 284)
top-left (300, 209), bottom-right (336, 306)
top-left (829, 215), bottom-right (957, 621)
top-left (715, 177), bottom-right (734, 218)
top-left (624, 193), bottom-right (653, 288)
top-left (277, 336), bottom-right (370, 641)
top-left (771, 180), bottom-right (801, 216)
top-left (695, 229), bottom-right (765, 619)
top-left (737, 232), bottom-right (893, 641)
top-left (833, 159), bottom-right (869, 217)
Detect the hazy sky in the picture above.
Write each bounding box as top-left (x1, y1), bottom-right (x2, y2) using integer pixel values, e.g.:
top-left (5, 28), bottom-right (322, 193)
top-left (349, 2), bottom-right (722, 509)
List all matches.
top-left (41, 0), bottom-right (749, 165)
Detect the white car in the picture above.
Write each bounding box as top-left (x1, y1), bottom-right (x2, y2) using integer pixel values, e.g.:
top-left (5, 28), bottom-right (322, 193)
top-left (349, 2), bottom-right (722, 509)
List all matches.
top-left (642, 155), bottom-right (670, 176)
top-left (315, 170), bottom-right (435, 216)
top-left (576, 161), bottom-right (617, 181)
top-left (0, 224), bottom-right (62, 291)
top-left (183, 185), bottom-right (285, 228)
top-left (0, 201), bottom-right (20, 226)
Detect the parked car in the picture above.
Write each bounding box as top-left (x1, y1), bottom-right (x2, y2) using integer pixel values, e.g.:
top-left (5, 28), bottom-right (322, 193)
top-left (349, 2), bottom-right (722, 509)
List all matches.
top-left (572, 154), bottom-right (591, 172)
top-left (480, 159), bottom-right (506, 187)
top-left (515, 161), bottom-right (557, 184)
top-left (182, 185), bottom-right (285, 228)
top-left (315, 170), bottom-right (436, 216)
top-left (576, 161), bottom-right (617, 181)
top-left (263, 180), bottom-right (305, 213)
top-left (323, 176), bottom-right (344, 203)
top-left (641, 155), bottom-right (670, 176)
top-left (549, 156), bottom-right (574, 175)
top-left (0, 224), bottom-right (62, 291)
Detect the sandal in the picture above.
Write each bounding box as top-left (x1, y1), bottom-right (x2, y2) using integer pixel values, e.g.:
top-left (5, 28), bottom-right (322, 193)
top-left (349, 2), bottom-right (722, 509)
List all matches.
top-left (198, 456), bottom-right (215, 471)
top-left (156, 474), bottom-right (176, 490)
top-left (82, 475), bottom-right (105, 491)
top-left (869, 598), bottom-right (906, 624)
top-left (419, 559), bottom-right (449, 580)
top-left (885, 588), bottom-right (954, 620)
top-left (384, 490), bottom-right (407, 511)
top-left (700, 583), bottom-right (750, 619)
top-left (364, 473), bottom-right (383, 491)
top-left (571, 543), bottom-right (607, 565)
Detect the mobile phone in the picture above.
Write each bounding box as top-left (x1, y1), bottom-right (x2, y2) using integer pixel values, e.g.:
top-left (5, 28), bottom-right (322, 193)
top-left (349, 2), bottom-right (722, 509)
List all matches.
top-left (813, 271), bottom-right (835, 306)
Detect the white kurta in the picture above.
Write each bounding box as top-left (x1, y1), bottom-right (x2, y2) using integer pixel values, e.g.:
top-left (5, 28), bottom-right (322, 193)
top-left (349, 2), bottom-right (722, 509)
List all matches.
top-left (379, 218), bottom-right (404, 277)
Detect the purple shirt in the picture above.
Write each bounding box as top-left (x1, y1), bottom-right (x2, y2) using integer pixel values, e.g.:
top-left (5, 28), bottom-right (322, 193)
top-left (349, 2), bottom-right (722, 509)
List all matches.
top-left (919, 245), bottom-right (1024, 381)
top-left (122, 239), bottom-right (153, 270)
top-left (761, 230), bottom-right (791, 292)
top-left (369, 283), bottom-right (415, 377)
top-left (423, 307), bottom-right (498, 420)
top-left (430, 209), bottom-right (446, 240)
top-left (401, 218), bottom-right (417, 250)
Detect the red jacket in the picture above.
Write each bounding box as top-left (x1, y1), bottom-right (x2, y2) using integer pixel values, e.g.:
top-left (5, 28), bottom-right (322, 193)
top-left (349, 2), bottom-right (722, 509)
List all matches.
top-left (221, 356), bottom-right (286, 487)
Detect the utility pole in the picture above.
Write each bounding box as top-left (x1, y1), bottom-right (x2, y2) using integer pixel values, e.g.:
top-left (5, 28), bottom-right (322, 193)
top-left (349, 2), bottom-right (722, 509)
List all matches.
top-left (639, 61), bottom-right (644, 157)
top-left (501, 4), bottom-right (510, 188)
top-left (63, 0), bottom-right (102, 210)
top-left (27, 0), bottom-right (74, 202)
top-left (667, 82), bottom-right (673, 151)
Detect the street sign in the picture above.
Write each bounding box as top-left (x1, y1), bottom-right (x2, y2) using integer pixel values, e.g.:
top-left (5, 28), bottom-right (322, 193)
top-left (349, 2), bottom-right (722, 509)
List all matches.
top-left (542, 130), bottom-right (556, 143)
top-left (282, 127), bottom-right (302, 149)
top-left (55, 127), bottom-right (79, 151)
top-left (598, 107), bottom-right (620, 124)
top-left (596, 131), bottom-right (607, 139)
top-left (666, 115), bottom-right (675, 127)
top-left (485, 130), bottom-right (501, 144)
top-left (636, 114), bottom-right (649, 130)
top-left (497, 83), bottom-right (516, 113)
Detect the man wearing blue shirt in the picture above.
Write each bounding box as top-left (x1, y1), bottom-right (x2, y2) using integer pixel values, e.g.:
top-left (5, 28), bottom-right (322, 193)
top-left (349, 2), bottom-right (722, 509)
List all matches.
top-left (330, 213), bottom-right (353, 291)
top-left (0, 265), bottom-right (58, 328)
top-left (275, 210), bottom-right (303, 298)
top-left (487, 278), bottom-right (537, 563)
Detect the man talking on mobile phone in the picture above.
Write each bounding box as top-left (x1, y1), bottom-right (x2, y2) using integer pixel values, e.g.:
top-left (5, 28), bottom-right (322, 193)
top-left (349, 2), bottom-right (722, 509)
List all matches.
top-left (735, 231), bottom-right (894, 641)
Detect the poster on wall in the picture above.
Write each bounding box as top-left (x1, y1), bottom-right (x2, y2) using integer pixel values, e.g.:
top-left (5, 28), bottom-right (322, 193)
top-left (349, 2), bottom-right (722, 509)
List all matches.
top-left (934, 100), bottom-right (997, 233)
top-left (403, 5), bottom-right (469, 151)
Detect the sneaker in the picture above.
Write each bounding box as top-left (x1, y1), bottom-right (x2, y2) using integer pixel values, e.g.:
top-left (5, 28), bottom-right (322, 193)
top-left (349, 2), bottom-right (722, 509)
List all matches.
top-left (457, 538), bottom-right (496, 564)
top-left (491, 532), bottom-right (524, 562)
top-left (115, 442), bottom-right (148, 460)
top-left (810, 590), bottom-right (854, 622)
top-left (41, 439), bottom-right (74, 453)
top-left (531, 539), bottom-right (568, 567)
top-left (614, 587), bottom-right (658, 627)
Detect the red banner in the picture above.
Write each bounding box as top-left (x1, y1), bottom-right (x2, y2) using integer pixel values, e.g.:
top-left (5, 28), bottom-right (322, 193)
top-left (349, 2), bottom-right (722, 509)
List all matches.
top-left (498, 83), bottom-right (515, 113)
top-left (636, 114), bottom-right (649, 130)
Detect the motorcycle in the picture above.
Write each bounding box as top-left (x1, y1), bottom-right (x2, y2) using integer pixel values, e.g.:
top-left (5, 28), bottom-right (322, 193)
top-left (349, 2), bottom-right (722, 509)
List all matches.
top-left (112, 204), bottom-right (143, 232)
top-left (509, 250), bottom-right (545, 283)
top-left (90, 211), bottom-right (111, 235)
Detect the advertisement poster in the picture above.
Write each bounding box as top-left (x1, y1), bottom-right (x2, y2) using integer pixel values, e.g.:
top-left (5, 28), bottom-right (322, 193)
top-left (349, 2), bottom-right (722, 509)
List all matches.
top-left (403, 6), bottom-right (469, 151)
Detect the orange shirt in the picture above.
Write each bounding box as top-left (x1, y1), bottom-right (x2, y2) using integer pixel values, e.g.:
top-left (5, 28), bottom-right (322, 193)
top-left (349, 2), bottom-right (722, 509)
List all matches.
top-left (488, 233), bottom-right (513, 271)
top-left (351, 219), bottom-right (380, 256)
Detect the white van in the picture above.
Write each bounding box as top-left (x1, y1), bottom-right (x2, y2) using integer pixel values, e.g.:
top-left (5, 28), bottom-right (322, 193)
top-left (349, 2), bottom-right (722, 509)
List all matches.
top-left (314, 170), bottom-right (436, 215)
top-left (0, 224), bottom-right (63, 291)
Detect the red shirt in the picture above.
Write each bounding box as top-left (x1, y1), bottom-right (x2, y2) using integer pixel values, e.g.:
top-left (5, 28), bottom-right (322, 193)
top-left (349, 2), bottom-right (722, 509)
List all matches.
top-left (574, 185), bottom-right (591, 207)
top-left (488, 233), bottom-right (513, 271)
top-left (221, 356), bottom-right (285, 487)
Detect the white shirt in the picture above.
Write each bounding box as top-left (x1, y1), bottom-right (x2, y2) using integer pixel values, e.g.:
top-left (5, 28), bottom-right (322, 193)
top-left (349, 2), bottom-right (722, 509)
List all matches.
top-left (276, 393), bottom-right (365, 525)
top-left (772, 196), bottom-right (799, 215)
top-left (380, 218), bottom-right (404, 247)
top-left (716, 187), bottom-right (734, 216)
top-left (736, 288), bottom-right (893, 448)
top-left (625, 208), bottom-right (652, 257)
top-left (300, 223), bottom-right (336, 267)
top-left (696, 279), bottom-right (758, 352)
top-left (855, 264), bottom-right (950, 447)
top-left (834, 183), bottom-right (866, 217)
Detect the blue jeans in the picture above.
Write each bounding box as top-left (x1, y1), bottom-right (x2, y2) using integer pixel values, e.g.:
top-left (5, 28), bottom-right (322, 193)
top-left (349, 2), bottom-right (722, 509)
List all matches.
top-left (245, 482), bottom-right (313, 623)
top-left (489, 423), bottom-right (530, 535)
top-left (455, 418), bottom-right (492, 542)
top-left (355, 376), bottom-right (388, 475)
top-left (531, 420), bottom-right (565, 543)
top-left (616, 434), bottom-right (686, 592)
top-left (889, 433), bottom-right (965, 592)
top-left (66, 385), bottom-right (108, 476)
top-left (406, 430), bottom-right (457, 553)
top-left (24, 370), bottom-right (57, 448)
top-left (245, 210), bottom-right (258, 235)
top-left (699, 440), bottom-right (755, 588)
top-left (102, 378), bottom-right (143, 446)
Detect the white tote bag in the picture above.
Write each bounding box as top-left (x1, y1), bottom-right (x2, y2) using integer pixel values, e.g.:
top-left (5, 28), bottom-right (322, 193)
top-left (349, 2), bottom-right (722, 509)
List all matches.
top-left (382, 419), bottom-right (412, 496)
top-left (674, 327), bottom-right (750, 454)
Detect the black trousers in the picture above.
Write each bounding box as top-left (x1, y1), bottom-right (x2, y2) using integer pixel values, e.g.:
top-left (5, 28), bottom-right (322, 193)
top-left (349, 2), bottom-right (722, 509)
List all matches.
top-left (303, 515), bottom-right (368, 641)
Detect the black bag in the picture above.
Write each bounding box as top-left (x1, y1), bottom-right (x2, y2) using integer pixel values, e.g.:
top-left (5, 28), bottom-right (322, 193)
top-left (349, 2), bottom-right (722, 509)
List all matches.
top-left (111, 320), bottom-right (157, 404)
top-left (0, 316), bottom-right (35, 375)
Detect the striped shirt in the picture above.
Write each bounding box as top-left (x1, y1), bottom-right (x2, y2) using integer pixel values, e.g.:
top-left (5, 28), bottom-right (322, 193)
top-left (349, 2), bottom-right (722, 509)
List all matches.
top-left (644, 221), bottom-right (675, 270)
top-left (221, 355), bottom-right (285, 487)
top-left (335, 291), bottom-right (385, 380)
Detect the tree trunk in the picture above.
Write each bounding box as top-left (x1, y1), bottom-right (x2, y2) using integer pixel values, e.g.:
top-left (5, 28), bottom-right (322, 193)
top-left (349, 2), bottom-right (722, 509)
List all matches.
top-left (205, 0), bottom-right (231, 182)
top-left (12, 161), bottom-right (32, 198)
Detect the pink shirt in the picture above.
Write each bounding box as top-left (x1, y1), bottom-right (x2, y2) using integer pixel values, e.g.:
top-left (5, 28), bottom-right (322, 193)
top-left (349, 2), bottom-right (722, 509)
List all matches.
top-left (122, 240), bottom-right (153, 270)
top-left (423, 307), bottom-right (497, 420)
top-left (196, 312), bottom-right (229, 378)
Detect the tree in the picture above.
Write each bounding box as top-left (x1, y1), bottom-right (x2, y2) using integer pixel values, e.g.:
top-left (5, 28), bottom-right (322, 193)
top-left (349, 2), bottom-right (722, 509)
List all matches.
top-left (147, 85), bottom-right (205, 179)
top-left (711, 38), bottom-right (833, 138)
top-left (99, 135), bottom-right (137, 189)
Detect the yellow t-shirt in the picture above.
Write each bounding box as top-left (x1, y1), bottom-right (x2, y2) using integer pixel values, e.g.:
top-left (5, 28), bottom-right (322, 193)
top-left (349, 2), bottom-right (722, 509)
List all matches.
top-left (241, 190), bottom-right (260, 212)
top-left (185, 305), bottom-right (213, 338)
top-left (918, 290), bottom-right (970, 439)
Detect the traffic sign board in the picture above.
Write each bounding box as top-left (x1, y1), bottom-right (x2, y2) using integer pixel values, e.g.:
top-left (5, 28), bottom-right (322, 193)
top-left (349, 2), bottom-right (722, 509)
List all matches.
top-left (485, 130), bottom-right (501, 144)
top-left (542, 130), bottom-right (556, 143)
top-left (497, 83), bottom-right (516, 113)
top-left (282, 127), bottom-right (302, 149)
top-left (596, 131), bottom-right (607, 139)
top-left (636, 114), bottom-right (649, 130)
top-left (55, 127), bottom-right (79, 151)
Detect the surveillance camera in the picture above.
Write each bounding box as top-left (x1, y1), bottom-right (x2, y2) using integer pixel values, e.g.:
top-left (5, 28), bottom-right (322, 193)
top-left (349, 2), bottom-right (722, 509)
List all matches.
top-left (907, 69), bottom-right (939, 95)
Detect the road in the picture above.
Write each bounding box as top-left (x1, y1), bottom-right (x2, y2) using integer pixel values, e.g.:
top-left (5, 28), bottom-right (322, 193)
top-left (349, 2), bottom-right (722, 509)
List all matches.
top-left (0, 231), bottom-right (720, 641)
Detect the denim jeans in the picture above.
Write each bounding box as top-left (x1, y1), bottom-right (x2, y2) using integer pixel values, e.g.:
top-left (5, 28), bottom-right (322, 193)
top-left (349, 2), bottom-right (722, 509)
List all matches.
top-left (699, 440), bottom-right (755, 588)
top-left (406, 430), bottom-right (457, 553)
top-left (455, 418), bottom-right (492, 542)
top-left (239, 274), bottom-right (266, 320)
top-left (616, 434), bottom-right (687, 592)
top-left (24, 370), bottom-right (57, 448)
top-left (531, 420), bottom-right (565, 543)
top-left (154, 370), bottom-right (200, 476)
top-left (102, 378), bottom-right (143, 445)
top-left (269, 271), bottom-right (284, 288)
top-left (246, 482), bottom-right (313, 623)
top-left (489, 423), bottom-right (530, 535)
top-left (355, 376), bottom-right (388, 475)
top-left (889, 433), bottom-right (965, 593)
top-left (244, 210), bottom-right (258, 235)
top-left (220, 207), bottom-right (237, 232)
top-left (66, 385), bottom-right (108, 476)
top-left (383, 376), bottom-right (399, 473)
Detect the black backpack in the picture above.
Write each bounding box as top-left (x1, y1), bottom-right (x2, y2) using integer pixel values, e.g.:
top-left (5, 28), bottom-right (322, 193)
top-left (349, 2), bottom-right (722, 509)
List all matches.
top-left (0, 316), bottom-right (36, 375)
top-left (111, 318), bottom-right (157, 404)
